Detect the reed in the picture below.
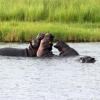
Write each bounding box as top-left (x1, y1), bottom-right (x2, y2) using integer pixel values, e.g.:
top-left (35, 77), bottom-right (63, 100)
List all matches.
top-left (0, 21), bottom-right (100, 42)
top-left (0, 0), bottom-right (100, 22)
top-left (0, 0), bottom-right (100, 42)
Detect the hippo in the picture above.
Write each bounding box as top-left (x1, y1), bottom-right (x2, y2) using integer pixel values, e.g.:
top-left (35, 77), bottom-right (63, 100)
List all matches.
top-left (79, 56), bottom-right (95, 63)
top-left (31, 32), bottom-right (45, 49)
top-left (37, 33), bottom-right (54, 57)
top-left (54, 40), bottom-right (79, 57)
top-left (29, 32), bottom-right (45, 56)
top-left (54, 40), bottom-right (95, 63)
top-left (0, 33), bottom-right (45, 57)
top-left (0, 41), bottom-right (37, 57)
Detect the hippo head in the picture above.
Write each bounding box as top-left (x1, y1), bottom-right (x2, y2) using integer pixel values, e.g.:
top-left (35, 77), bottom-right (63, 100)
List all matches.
top-left (45, 33), bottom-right (54, 41)
top-left (54, 40), bottom-right (69, 52)
top-left (80, 56), bottom-right (96, 63)
top-left (31, 32), bottom-right (45, 48)
top-left (36, 33), bottom-right (54, 57)
top-left (27, 33), bottom-right (45, 57)
top-left (36, 32), bottom-right (45, 41)
top-left (44, 33), bottom-right (54, 51)
top-left (29, 32), bottom-right (54, 56)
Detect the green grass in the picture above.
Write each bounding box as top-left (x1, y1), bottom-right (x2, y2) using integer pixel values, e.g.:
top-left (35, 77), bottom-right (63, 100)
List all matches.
top-left (0, 0), bottom-right (100, 22)
top-left (0, 21), bottom-right (100, 42)
top-left (0, 0), bottom-right (100, 42)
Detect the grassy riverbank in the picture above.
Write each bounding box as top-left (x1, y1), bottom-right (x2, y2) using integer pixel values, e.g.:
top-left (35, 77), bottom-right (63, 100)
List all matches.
top-left (0, 0), bottom-right (100, 42)
top-left (0, 21), bottom-right (100, 42)
top-left (0, 0), bottom-right (100, 22)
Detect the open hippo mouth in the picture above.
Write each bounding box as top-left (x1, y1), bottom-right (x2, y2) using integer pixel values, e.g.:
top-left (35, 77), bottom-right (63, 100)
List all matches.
top-left (30, 33), bottom-right (45, 48)
top-left (43, 33), bottom-right (54, 51)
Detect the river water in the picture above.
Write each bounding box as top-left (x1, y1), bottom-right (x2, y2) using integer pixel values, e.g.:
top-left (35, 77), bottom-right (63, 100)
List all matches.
top-left (0, 43), bottom-right (100, 100)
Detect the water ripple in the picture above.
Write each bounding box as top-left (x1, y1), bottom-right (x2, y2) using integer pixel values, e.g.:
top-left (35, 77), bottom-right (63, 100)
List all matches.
top-left (0, 43), bottom-right (100, 100)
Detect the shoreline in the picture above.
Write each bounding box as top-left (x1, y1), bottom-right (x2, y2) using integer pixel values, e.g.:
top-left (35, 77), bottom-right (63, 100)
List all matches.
top-left (0, 21), bottom-right (100, 42)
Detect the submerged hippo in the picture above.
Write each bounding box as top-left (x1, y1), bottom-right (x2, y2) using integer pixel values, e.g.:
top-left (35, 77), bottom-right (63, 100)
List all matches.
top-left (0, 33), bottom-right (45, 57)
top-left (79, 56), bottom-right (96, 63)
top-left (54, 40), bottom-right (95, 63)
top-left (0, 42), bottom-right (37, 57)
top-left (37, 33), bottom-right (54, 57)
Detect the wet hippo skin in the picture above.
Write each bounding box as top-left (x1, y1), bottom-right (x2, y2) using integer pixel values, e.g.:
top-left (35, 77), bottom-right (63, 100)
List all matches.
top-left (0, 48), bottom-right (27, 57)
top-left (37, 33), bottom-right (54, 57)
top-left (54, 40), bottom-right (95, 63)
top-left (54, 40), bottom-right (79, 57)
top-left (0, 42), bottom-right (37, 57)
top-left (0, 33), bottom-right (45, 57)
top-left (79, 56), bottom-right (96, 63)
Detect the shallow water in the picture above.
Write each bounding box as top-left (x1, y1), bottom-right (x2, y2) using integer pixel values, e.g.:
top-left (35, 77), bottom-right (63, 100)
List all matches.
top-left (0, 43), bottom-right (100, 100)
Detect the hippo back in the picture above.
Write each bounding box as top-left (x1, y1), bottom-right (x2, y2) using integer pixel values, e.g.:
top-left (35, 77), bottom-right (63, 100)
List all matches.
top-left (0, 48), bottom-right (26, 57)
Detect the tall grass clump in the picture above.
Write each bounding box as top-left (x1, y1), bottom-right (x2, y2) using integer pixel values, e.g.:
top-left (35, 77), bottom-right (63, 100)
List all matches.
top-left (0, 0), bottom-right (100, 42)
top-left (0, 0), bottom-right (100, 22)
top-left (0, 21), bottom-right (100, 42)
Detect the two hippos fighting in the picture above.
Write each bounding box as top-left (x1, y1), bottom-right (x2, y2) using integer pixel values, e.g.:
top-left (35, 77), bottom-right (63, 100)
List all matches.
top-left (0, 33), bottom-right (95, 63)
